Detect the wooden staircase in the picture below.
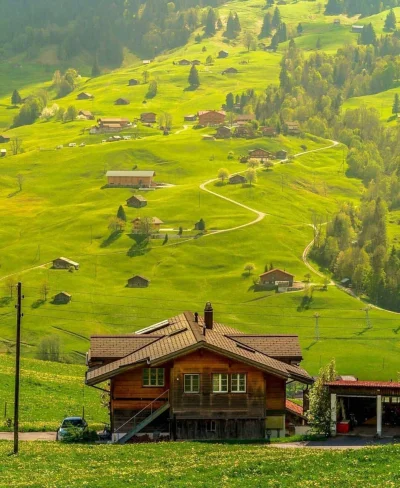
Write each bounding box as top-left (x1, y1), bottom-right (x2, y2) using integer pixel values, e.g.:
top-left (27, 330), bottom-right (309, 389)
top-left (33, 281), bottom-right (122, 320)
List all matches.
top-left (115, 390), bottom-right (170, 444)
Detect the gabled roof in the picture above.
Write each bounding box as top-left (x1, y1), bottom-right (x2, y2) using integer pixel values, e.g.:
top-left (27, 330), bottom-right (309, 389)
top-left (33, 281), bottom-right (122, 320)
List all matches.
top-left (89, 334), bottom-right (159, 360)
top-left (259, 268), bottom-right (295, 278)
top-left (286, 399), bottom-right (306, 419)
top-left (86, 312), bottom-right (311, 386)
top-left (229, 335), bottom-right (302, 359)
top-left (127, 195), bottom-right (147, 202)
top-left (55, 257), bottom-right (79, 266)
top-left (99, 118), bottom-right (130, 123)
top-left (249, 148), bottom-right (271, 154)
top-left (132, 217), bottom-right (163, 224)
top-left (107, 171), bottom-right (155, 177)
top-left (198, 110), bottom-right (226, 116)
top-left (326, 380), bottom-right (400, 388)
top-left (129, 275), bottom-right (150, 282)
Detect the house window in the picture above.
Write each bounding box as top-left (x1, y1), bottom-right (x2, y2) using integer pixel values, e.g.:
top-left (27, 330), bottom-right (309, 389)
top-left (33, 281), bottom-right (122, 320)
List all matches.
top-left (212, 373), bottom-right (228, 393)
top-left (143, 368), bottom-right (164, 387)
top-left (207, 420), bottom-right (216, 432)
top-left (231, 373), bottom-right (246, 393)
top-left (184, 374), bottom-right (200, 393)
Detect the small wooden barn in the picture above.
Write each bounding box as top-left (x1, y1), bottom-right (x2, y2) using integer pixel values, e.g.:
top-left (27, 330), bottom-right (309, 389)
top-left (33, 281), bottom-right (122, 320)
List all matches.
top-left (128, 79), bottom-right (140, 86)
top-left (248, 148), bottom-right (273, 160)
top-left (276, 150), bottom-right (288, 160)
top-left (78, 110), bottom-right (94, 120)
top-left (222, 67), bottom-right (238, 75)
top-left (77, 92), bottom-right (94, 100)
top-left (53, 292), bottom-right (72, 304)
top-left (53, 257), bottom-right (79, 270)
top-left (0, 134), bottom-right (10, 143)
top-left (140, 112), bottom-right (157, 124)
top-left (115, 98), bottom-right (130, 105)
top-left (218, 50), bottom-right (229, 58)
top-left (127, 275), bottom-right (150, 288)
top-left (259, 269), bottom-right (294, 287)
top-left (229, 174), bottom-right (247, 184)
top-left (127, 195), bottom-right (148, 208)
top-left (107, 171), bottom-right (155, 188)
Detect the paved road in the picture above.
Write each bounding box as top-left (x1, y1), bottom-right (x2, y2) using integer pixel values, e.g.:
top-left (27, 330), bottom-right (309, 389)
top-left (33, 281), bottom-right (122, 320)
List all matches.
top-left (0, 432), bottom-right (56, 441)
top-left (273, 436), bottom-right (400, 450)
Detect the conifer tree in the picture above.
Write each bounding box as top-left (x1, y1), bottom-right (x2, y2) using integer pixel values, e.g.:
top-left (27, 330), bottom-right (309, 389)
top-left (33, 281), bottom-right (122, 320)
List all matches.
top-left (188, 65), bottom-right (200, 87)
top-left (297, 23), bottom-right (303, 35)
top-left (205, 8), bottom-right (216, 36)
top-left (384, 9), bottom-right (397, 31)
top-left (316, 36), bottom-right (322, 50)
top-left (259, 13), bottom-right (272, 38)
top-left (11, 89), bottom-right (22, 106)
top-left (91, 56), bottom-right (101, 77)
top-left (392, 93), bottom-right (400, 115)
top-left (271, 7), bottom-right (281, 29)
top-left (117, 205), bottom-right (127, 222)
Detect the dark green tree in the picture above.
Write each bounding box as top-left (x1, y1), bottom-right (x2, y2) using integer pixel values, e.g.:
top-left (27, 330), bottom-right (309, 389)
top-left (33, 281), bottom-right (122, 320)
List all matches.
top-left (204, 8), bottom-right (216, 37)
top-left (316, 36), bottom-right (322, 50)
top-left (226, 92), bottom-right (234, 110)
top-left (11, 89), bottom-right (22, 105)
top-left (324, 0), bottom-right (343, 15)
top-left (297, 23), bottom-right (303, 35)
top-left (117, 205), bottom-right (127, 222)
top-left (271, 7), bottom-right (281, 29)
top-left (91, 56), bottom-right (101, 77)
top-left (392, 94), bottom-right (400, 115)
top-left (360, 23), bottom-right (377, 46)
top-left (188, 65), bottom-right (200, 87)
top-left (384, 9), bottom-right (397, 31)
top-left (278, 22), bottom-right (287, 42)
top-left (259, 13), bottom-right (272, 38)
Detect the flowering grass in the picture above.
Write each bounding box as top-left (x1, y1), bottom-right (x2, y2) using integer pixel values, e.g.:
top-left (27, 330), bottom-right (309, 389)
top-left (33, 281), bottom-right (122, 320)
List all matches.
top-left (0, 441), bottom-right (400, 487)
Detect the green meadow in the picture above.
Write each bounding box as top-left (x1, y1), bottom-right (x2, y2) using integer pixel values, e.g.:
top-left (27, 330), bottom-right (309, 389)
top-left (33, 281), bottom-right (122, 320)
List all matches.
top-left (0, 0), bottom-right (400, 387)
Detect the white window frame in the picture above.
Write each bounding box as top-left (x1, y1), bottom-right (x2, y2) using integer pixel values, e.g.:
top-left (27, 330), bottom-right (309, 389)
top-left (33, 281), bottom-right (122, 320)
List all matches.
top-left (184, 374), bottom-right (200, 393)
top-left (207, 420), bottom-right (216, 432)
top-left (231, 373), bottom-right (247, 393)
top-left (212, 373), bottom-right (228, 393)
top-left (143, 368), bottom-right (164, 387)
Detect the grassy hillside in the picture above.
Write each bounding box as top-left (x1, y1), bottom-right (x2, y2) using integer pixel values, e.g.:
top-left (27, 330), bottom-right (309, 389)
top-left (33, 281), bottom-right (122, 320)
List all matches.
top-left (1, 0), bottom-right (400, 380)
top-left (1, 441), bottom-right (400, 487)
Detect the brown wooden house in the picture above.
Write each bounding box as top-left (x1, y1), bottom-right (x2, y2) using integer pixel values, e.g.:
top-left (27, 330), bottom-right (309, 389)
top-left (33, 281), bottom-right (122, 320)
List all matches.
top-left (0, 134), bottom-right (11, 143)
top-left (229, 174), bottom-right (247, 184)
top-left (128, 79), bottom-right (140, 86)
top-left (77, 92), bottom-right (94, 100)
top-left (248, 148), bottom-right (273, 160)
top-left (236, 114), bottom-right (255, 125)
top-left (140, 112), bottom-right (157, 124)
top-left (86, 303), bottom-right (311, 443)
top-left (215, 126), bottom-right (231, 139)
top-left (132, 217), bottom-right (163, 233)
top-left (53, 291), bottom-right (72, 304)
top-left (198, 110), bottom-right (226, 126)
top-left (127, 195), bottom-right (147, 208)
top-left (276, 150), bottom-right (288, 160)
top-left (259, 269), bottom-right (294, 287)
top-left (222, 67), bottom-right (238, 75)
top-left (285, 121), bottom-right (301, 135)
top-left (115, 98), bottom-right (130, 105)
top-left (106, 171), bottom-right (155, 187)
top-left (53, 257), bottom-right (79, 270)
top-left (78, 110), bottom-right (94, 120)
top-left (127, 275), bottom-right (150, 288)
top-left (218, 50), bottom-right (229, 58)
top-left (261, 127), bottom-right (277, 137)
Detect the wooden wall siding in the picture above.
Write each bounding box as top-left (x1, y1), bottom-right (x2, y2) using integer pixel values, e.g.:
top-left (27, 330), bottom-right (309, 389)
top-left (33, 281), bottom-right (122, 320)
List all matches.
top-left (107, 176), bottom-right (153, 186)
top-left (265, 376), bottom-right (286, 411)
top-left (170, 350), bottom-right (266, 418)
top-left (176, 419), bottom-right (264, 440)
top-left (113, 408), bottom-right (170, 432)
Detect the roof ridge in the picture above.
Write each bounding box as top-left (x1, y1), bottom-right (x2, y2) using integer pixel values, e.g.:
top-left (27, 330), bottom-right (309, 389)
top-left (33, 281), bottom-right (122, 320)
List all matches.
top-left (184, 311), bottom-right (205, 343)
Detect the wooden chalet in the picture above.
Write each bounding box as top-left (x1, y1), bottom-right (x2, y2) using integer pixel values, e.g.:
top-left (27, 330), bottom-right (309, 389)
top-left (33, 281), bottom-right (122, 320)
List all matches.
top-left (106, 171), bottom-right (155, 188)
top-left (248, 148), bottom-right (273, 160)
top-left (184, 114), bottom-right (197, 122)
top-left (132, 217), bottom-right (163, 233)
top-left (198, 110), bottom-right (226, 126)
top-left (261, 126), bottom-right (276, 137)
top-left (192, 60), bottom-right (201, 66)
top-left (86, 303), bottom-right (311, 443)
top-left (98, 118), bottom-right (130, 128)
top-left (77, 92), bottom-right (94, 100)
top-left (140, 112), bottom-right (157, 124)
top-left (351, 25), bottom-right (364, 34)
top-left (276, 150), bottom-right (288, 160)
top-left (53, 291), bottom-right (71, 304)
top-left (127, 275), bottom-right (150, 288)
top-left (78, 110), bottom-right (94, 120)
top-left (115, 98), bottom-right (130, 105)
top-left (0, 149), bottom-right (6, 157)
top-left (218, 50), bottom-right (229, 58)
top-left (222, 67), bottom-right (238, 75)
top-left (128, 79), bottom-right (140, 86)
top-left (53, 257), bottom-right (79, 270)
top-left (259, 269), bottom-right (294, 287)
top-left (285, 121), bottom-right (301, 135)
top-left (127, 195), bottom-right (147, 208)
top-left (91, 118), bottom-right (130, 134)
top-left (177, 59), bottom-right (191, 65)
top-left (229, 174), bottom-right (247, 185)
top-left (0, 134), bottom-right (10, 143)
top-left (215, 126), bottom-right (231, 139)
top-left (326, 380), bottom-right (400, 437)
top-left (236, 114), bottom-right (255, 125)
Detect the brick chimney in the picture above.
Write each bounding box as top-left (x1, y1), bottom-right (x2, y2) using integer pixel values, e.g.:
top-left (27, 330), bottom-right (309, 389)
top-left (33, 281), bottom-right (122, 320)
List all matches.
top-left (204, 302), bottom-right (213, 330)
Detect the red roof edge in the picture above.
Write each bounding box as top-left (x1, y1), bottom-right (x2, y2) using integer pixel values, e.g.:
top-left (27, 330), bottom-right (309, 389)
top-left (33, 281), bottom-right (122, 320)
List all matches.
top-left (286, 399), bottom-right (305, 417)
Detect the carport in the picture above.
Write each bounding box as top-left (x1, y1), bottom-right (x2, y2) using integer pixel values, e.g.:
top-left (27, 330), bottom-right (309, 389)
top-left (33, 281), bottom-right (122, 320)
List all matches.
top-left (326, 380), bottom-right (400, 437)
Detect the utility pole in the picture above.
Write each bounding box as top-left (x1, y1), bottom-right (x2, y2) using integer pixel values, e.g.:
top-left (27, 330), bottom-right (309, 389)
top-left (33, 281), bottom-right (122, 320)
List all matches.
top-left (314, 313), bottom-right (320, 342)
top-left (14, 282), bottom-right (23, 455)
top-left (362, 305), bottom-right (372, 329)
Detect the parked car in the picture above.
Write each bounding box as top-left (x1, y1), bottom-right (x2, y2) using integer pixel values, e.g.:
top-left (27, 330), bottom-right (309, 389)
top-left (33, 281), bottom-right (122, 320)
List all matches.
top-left (123, 135), bottom-right (131, 140)
top-left (68, 143), bottom-right (77, 147)
top-left (56, 417), bottom-right (88, 441)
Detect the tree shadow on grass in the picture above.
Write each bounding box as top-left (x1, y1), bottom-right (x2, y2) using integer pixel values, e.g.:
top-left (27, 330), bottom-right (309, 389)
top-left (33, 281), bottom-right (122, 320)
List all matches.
top-left (354, 326), bottom-right (370, 336)
top-left (297, 295), bottom-right (313, 311)
top-left (7, 189), bottom-right (21, 198)
top-left (127, 234), bottom-right (151, 257)
top-left (305, 341), bottom-right (317, 351)
top-left (183, 85), bottom-right (198, 92)
top-left (100, 231), bottom-right (123, 248)
top-left (0, 296), bottom-right (12, 307)
top-left (31, 299), bottom-right (45, 309)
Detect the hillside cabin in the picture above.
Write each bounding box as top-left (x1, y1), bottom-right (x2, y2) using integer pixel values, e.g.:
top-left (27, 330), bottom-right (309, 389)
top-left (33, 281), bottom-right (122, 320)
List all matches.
top-left (0, 134), bottom-right (10, 143)
top-left (177, 59), bottom-right (191, 65)
top-left (285, 121), bottom-right (301, 135)
top-left (91, 118), bottom-right (130, 134)
top-left (215, 126), bottom-right (231, 139)
top-left (106, 171), bottom-right (156, 188)
top-left (127, 195), bottom-right (147, 208)
top-left (128, 79), bottom-right (140, 86)
top-left (222, 67), bottom-right (238, 75)
top-left (229, 174), bottom-right (247, 184)
top-left (132, 217), bottom-right (163, 233)
top-left (98, 118), bottom-right (130, 128)
top-left (0, 149), bottom-right (7, 157)
top-left (248, 148), bottom-right (273, 160)
top-left (192, 60), bottom-right (201, 66)
top-left (236, 114), bottom-right (255, 125)
top-left (115, 98), bottom-right (130, 105)
top-left (198, 110), bottom-right (226, 126)
top-left (78, 110), bottom-right (94, 120)
top-left (218, 50), bottom-right (229, 58)
top-left (142, 60), bottom-right (152, 64)
top-left (77, 92), bottom-right (94, 100)
top-left (53, 257), bottom-right (79, 270)
top-left (184, 114), bottom-right (197, 122)
top-left (352, 25), bottom-right (364, 34)
top-left (234, 126), bottom-right (254, 138)
top-left (340, 277), bottom-right (351, 288)
top-left (261, 127), bottom-right (277, 137)
top-left (202, 135), bottom-right (215, 141)
top-left (259, 269), bottom-right (294, 287)
top-left (127, 275), bottom-right (150, 288)
top-left (276, 150), bottom-right (288, 160)
top-left (141, 112), bottom-right (157, 124)
top-left (326, 380), bottom-right (400, 437)
top-left (53, 292), bottom-right (71, 304)
top-left (86, 303), bottom-right (311, 442)
top-left (334, 19), bottom-right (341, 25)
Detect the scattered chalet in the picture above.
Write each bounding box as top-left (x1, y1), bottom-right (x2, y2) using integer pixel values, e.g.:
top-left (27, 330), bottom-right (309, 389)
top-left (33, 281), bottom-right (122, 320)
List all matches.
top-left (106, 171), bottom-right (156, 188)
top-left (222, 67), bottom-right (238, 75)
top-left (77, 92), bottom-right (94, 100)
top-left (0, 149), bottom-right (6, 157)
top-left (276, 150), bottom-right (288, 160)
top-left (248, 148), bottom-right (273, 160)
top-left (78, 110), bottom-right (94, 120)
top-left (261, 127), bottom-right (276, 137)
top-left (91, 118), bottom-right (130, 134)
top-left (140, 112), bottom-right (157, 124)
top-left (128, 79), bottom-right (140, 86)
top-left (53, 257), bottom-right (79, 270)
top-left (352, 25), bottom-right (364, 34)
top-left (184, 114), bottom-right (197, 122)
top-left (53, 291), bottom-right (72, 304)
top-left (285, 121), bottom-right (301, 135)
top-left (86, 303), bottom-right (311, 442)
top-left (229, 174), bottom-right (247, 185)
top-left (198, 110), bottom-right (226, 126)
top-left (259, 269), bottom-right (294, 287)
top-left (115, 98), bottom-right (130, 106)
top-left (132, 217), bottom-right (164, 233)
top-left (218, 50), bottom-right (229, 58)
top-left (126, 195), bottom-right (147, 208)
top-left (177, 59), bottom-right (191, 65)
top-left (236, 114), bottom-right (255, 125)
top-left (215, 126), bottom-right (231, 139)
top-left (0, 134), bottom-right (11, 143)
top-left (192, 60), bottom-right (201, 66)
top-left (127, 275), bottom-right (150, 288)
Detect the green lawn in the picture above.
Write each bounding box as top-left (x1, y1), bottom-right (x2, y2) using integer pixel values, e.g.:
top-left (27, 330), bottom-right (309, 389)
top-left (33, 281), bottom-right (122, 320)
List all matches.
top-left (0, 441), bottom-right (400, 487)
